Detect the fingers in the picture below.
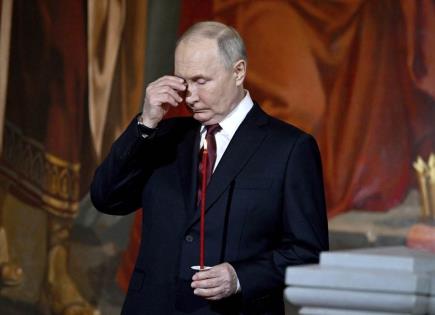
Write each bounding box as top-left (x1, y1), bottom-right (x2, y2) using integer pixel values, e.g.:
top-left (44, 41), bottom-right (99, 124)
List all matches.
top-left (191, 263), bottom-right (238, 300)
top-left (146, 76), bottom-right (186, 106)
top-left (141, 75), bottom-right (187, 127)
top-left (192, 276), bottom-right (221, 289)
top-left (192, 276), bottom-right (226, 300)
top-left (192, 268), bottom-right (218, 281)
top-left (154, 75), bottom-right (186, 91)
top-left (193, 287), bottom-right (224, 300)
top-left (148, 86), bottom-right (181, 107)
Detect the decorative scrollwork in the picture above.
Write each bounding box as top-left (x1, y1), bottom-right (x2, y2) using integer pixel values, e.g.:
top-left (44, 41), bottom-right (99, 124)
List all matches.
top-left (0, 121), bottom-right (80, 218)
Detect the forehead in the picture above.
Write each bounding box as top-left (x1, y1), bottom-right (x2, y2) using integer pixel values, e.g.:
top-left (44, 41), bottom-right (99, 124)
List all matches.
top-left (174, 38), bottom-right (224, 77)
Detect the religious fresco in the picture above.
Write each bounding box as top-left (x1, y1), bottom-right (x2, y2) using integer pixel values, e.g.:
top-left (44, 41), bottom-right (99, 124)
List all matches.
top-left (0, 0), bottom-right (146, 313)
top-left (0, 0), bottom-right (93, 313)
top-left (211, 0), bottom-right (435, 216)
top-left (171, 0), bottom-right (435, 216)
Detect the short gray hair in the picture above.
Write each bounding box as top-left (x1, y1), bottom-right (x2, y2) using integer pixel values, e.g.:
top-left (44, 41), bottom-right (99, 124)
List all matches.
top-left (176, 21), bottom-right (247, 69)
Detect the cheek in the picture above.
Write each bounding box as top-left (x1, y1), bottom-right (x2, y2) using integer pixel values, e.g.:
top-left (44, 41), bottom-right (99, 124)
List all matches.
top-left (198, 87), bottom-right (221, 107)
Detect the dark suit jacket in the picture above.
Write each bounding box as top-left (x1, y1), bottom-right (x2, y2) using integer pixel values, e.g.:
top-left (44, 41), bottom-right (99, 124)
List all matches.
top-left (90, 103), bottom-right (329, 315)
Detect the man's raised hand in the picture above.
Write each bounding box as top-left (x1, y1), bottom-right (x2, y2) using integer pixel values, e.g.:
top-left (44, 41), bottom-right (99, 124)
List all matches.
top-left (141, 75), bottom-right (186, 128)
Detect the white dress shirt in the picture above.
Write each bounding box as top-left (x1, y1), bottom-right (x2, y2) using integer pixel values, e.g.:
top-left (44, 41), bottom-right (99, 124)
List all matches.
top-left (199, 91), bottom-right (254, 172)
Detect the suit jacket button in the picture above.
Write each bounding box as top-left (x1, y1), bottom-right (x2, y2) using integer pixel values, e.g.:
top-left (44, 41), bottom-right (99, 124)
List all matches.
top-left (185, 235), bottom-right (194, 242)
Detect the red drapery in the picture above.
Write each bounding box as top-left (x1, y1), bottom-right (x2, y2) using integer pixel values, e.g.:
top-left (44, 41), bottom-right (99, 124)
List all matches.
top-left (179, 0), bottom-right (435, 216)
top-left (116, 0), bottom-right (435, 290)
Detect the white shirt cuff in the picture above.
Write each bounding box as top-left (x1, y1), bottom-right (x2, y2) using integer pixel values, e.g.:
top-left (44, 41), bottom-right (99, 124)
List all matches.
top-left (236, 277), bottom-right (241, 293)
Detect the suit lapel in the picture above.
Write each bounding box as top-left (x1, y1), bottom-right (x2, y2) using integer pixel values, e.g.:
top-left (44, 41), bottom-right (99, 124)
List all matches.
top-left (177, 121), bottom-right (201, 215)
top-left (186, 104), bottom-right (269, 228)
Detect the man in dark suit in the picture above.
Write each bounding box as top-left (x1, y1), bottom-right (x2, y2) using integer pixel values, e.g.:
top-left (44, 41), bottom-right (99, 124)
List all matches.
top-left (91, 21), bottom-right (328, 314)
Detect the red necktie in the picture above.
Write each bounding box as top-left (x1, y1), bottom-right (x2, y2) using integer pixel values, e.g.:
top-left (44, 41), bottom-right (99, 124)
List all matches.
top-left (198, 124), bottom-right (221, 203)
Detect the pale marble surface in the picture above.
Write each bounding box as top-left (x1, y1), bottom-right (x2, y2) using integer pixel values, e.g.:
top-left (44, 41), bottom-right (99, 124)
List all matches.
top-left (320, 246), bottom-right (435, 273)
top-left (285, 287), bottom-right (428, 314)
top-left (286, 264), bottom-right (432, 294)
top-left (328, 190), bottom-right (422, 250)
top-left (300, 307), bottom-right (414, 315)
top-left (286, 245), bottom-right (435, 315)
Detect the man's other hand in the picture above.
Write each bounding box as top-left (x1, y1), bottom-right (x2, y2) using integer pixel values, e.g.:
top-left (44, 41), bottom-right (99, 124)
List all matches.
top-left (191, 262), bottom-right (238, 300)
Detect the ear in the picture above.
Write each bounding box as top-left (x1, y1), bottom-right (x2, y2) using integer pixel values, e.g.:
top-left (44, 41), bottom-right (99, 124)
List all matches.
top-left (233, 59), bottom-right (247, 86)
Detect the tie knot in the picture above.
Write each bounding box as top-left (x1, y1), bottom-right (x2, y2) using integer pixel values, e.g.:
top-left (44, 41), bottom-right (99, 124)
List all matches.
top-left (206, 124), bottom-right (221, 136)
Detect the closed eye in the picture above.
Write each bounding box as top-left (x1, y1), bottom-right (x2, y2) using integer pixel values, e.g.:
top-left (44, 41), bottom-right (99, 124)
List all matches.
top-left (189, 75), bottom-right (210, 85)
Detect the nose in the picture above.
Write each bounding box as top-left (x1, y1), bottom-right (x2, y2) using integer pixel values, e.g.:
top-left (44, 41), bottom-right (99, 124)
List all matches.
top-left (185, 83), bottom-right (198, 105)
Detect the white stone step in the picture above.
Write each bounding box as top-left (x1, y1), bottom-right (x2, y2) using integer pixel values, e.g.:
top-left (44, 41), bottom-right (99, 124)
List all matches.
top-left (284, 287), bottom-right (428, 314)
top-left (299, 307), bottom-right (412, 315)
top-left (285, 264), bottom-right (432, 294)
top-left (320, 247), bottom-right (435, 273)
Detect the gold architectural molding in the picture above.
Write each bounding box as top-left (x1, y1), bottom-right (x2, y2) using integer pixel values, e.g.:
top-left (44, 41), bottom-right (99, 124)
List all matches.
top-left (0, 121), bottom-right (80, 218)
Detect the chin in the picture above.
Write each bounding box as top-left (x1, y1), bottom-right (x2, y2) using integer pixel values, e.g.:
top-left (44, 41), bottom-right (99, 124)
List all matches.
top-left (193, 112), bottom-right (211, 124)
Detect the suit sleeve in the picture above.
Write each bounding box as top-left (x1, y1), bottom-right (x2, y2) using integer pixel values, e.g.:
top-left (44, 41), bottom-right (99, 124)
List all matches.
top-left (232, 133), bottom-right (329, 302)
top-left (90, 117), bottom-right (159, 215)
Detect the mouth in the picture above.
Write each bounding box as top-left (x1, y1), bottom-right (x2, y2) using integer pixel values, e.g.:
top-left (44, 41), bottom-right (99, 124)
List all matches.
top-left (192, 110), bottom-right (209, 116)
top-left (188, 106), bottom-right (207, 113)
